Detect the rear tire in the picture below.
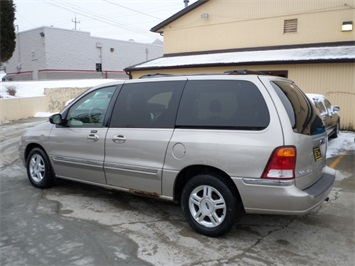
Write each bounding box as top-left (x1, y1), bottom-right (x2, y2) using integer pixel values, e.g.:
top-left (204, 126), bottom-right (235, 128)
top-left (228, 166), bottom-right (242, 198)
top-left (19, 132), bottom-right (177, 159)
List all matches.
top-left (181, 174), bottom-right (243, 237)
top-left (26, 148), bottom-right (55, 188)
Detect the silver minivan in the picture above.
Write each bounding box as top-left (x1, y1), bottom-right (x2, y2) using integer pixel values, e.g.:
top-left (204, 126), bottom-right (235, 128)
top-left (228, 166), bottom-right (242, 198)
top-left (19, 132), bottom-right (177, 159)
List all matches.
top-left (19, 73), bottom-right (335, 237)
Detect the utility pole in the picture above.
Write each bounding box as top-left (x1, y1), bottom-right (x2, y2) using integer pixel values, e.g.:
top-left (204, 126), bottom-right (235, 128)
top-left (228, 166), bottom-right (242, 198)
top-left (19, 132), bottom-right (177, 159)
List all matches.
top-left (16, 25), bottom-right (21, 72)
top-left (72, 14), bottom-right (80, 30)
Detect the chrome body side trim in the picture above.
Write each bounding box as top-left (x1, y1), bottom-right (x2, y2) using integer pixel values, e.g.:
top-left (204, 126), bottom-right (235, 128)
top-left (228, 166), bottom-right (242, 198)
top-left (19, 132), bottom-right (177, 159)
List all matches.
top-left (53, 156), bottom-right (102, 168)
top-left (104, 163), bottom-right (159, 175)
top-left (242, 177), bottom-right (294, 186)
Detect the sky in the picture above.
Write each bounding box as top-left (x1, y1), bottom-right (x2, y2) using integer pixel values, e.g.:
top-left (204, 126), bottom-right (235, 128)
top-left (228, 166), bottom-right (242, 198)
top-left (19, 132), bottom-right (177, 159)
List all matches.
top-left (13, 0), bottom-right (198, 43)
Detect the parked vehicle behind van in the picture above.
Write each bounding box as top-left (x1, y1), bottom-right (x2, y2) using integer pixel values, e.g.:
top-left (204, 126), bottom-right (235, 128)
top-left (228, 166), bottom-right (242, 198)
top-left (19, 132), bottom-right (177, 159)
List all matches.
top-left (19, 72), bottom-right (335, 237)
top-left (306, 93), bottom-right (340, 138)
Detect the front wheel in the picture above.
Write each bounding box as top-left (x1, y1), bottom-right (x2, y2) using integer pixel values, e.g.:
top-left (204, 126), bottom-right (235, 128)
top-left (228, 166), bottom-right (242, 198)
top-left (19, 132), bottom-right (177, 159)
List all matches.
top-left (26, 148), bottom-right (55, 188)
top-left (331, 122), bottom-right (340, 138)
top-left (181, 174), bottom-right (243, 237)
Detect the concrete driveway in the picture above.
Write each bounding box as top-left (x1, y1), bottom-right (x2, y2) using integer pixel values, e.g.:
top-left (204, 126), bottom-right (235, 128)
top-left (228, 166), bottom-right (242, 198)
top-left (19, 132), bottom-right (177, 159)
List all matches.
top-left (1, 118), bottom-right (354, 266)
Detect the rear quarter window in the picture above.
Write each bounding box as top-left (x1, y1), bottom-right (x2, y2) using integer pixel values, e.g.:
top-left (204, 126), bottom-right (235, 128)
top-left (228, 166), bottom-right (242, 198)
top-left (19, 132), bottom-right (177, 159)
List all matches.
top-left (271, 81), bottom-right (324, 135)
top-left (176, 80), bottom-right (270, 130)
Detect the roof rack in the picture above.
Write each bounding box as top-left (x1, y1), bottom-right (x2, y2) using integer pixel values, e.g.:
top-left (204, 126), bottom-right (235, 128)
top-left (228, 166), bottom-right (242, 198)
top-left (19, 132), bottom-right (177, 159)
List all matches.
top-left (139, 69), bottom-right (267, 79)
top-left (139, 73), bottom-right (178, 79)
top-left (224, 69), bottom-right (266, 75)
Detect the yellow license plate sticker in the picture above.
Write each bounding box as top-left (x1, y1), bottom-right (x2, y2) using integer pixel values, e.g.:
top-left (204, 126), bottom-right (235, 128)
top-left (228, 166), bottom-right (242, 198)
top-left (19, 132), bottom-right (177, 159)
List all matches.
top-left (313, 147), bottom-right (322, 161)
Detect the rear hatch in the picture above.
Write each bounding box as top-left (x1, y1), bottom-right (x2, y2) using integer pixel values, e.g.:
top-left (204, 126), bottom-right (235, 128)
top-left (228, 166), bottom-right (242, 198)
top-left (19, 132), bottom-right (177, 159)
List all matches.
top-left (261, 77), bottom-right (328, 190)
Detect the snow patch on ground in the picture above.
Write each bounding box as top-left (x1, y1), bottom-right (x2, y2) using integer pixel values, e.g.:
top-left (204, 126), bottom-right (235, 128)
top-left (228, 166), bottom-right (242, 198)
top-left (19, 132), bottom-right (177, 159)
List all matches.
top-left (327, 132), bottom-right (355, 158)
top-left (34, 112), bottom-right (54, 118)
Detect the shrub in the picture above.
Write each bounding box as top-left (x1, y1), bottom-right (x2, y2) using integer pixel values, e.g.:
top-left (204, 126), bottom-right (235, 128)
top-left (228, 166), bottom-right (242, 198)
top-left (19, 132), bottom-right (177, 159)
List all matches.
top-left (6, 85), bottom-right (17, 96)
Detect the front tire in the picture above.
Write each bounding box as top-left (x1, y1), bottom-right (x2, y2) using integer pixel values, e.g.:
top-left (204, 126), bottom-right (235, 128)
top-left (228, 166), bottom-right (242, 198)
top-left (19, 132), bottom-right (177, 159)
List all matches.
top-left (26, 148), bottom-right (55, 188)
top-left (331, 122), bottom-right (340, 138)
top-left (181, 174), bottom-right (243, 237)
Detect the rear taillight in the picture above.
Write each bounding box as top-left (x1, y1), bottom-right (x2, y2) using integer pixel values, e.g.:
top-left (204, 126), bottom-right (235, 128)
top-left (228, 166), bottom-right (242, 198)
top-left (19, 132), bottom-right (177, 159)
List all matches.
top-left (262, 146), bottom-right (296, 179)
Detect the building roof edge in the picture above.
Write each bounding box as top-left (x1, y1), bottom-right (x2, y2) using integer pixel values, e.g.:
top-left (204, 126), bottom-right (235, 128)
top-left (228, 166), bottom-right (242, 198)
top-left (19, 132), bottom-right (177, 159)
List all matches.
top-left (151, 0), bottom-right (209, 33)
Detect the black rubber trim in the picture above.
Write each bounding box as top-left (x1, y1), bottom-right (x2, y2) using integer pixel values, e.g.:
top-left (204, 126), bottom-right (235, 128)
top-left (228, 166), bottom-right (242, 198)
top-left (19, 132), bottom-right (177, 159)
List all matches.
top-left (303, 173), bottom-right (335, 198)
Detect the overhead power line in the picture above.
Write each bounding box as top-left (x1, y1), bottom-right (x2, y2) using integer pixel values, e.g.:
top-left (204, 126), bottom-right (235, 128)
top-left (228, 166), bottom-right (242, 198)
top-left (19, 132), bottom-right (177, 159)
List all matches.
top-left (41, 0), bottom-right (158, 38)
top-left (101, 0), bottom-right (162, 20)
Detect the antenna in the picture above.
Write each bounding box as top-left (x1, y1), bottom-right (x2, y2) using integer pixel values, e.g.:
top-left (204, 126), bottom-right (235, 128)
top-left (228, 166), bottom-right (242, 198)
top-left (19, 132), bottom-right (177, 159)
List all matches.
top-left (72, 14), bottom-right (80, 30)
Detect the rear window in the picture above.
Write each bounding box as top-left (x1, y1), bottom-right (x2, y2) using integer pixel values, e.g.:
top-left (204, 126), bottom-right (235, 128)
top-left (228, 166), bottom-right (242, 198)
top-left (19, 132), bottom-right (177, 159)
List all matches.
top-left (176, 80), bottom-right (270, 130)
top-left (271, 81), bottom-right (324, 135)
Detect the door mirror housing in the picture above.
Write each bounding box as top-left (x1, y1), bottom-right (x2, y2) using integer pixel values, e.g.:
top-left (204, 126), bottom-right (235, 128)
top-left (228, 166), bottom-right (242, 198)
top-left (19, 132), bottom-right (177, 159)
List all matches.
top-left (49, 113), bottom-right (64, 125)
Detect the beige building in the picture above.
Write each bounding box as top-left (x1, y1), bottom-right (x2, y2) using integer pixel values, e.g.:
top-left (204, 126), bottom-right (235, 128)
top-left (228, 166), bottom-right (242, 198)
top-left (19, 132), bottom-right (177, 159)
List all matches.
top-left (125, 0), bottom-right (355, 130)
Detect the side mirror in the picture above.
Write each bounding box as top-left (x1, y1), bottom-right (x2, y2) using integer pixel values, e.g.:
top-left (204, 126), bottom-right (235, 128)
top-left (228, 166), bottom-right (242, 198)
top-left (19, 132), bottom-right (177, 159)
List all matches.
top-left (49, 113), bottom-right (63, 125)
top-left (333, 105), bottom-right (340, 112)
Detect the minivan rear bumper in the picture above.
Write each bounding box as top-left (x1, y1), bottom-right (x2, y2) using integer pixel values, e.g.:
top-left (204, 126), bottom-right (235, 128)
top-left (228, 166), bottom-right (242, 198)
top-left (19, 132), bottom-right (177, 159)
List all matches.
top-left (235, 166), bottom-right (336, 215)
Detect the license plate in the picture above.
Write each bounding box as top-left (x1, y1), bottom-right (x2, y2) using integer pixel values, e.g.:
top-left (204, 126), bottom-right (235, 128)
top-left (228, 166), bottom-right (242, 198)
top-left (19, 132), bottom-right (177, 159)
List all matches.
top-left (313, 147), bottom-right (322, 161)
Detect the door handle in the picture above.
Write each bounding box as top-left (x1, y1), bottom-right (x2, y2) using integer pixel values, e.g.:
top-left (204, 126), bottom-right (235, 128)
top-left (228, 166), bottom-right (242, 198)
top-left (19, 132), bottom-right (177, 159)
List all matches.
top-left (112, 135), bottom-right (126, 144)
top-left (87, 134), bottom-right (99, 141)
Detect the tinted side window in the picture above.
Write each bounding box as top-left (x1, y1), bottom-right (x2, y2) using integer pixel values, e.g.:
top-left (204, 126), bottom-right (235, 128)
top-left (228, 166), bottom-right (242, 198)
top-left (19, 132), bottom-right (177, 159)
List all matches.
top-left (66, 86), bottom-right (116, 127)
top-left (110, 81), bottom-right (185, 128)
top-left (323, 99), bottom-right (332, 114)
top-left (315, 101), bottom-right (326, 114)
top-left (271, 81), bottom-right (324, 135)
top-left (176, 80), bottom-right (270, 130)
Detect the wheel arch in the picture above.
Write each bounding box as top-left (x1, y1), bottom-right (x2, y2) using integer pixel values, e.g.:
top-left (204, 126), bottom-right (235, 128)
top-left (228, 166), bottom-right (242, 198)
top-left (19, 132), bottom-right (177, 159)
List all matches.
top-left (173, 165), bottom-right (243, 206)
top-left (24, 144), bottom-right (51, 167)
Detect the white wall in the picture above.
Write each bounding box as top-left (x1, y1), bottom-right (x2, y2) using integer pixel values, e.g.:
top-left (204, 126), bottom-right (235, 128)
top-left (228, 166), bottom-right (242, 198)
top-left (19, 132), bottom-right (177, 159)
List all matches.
top-left (7, 28), bottom-right (48, 76)
top-left (5, 27), bottom-right (163, 80)
top-left (0, 96), bottom-right (48, 122)
top-left (44, 28), bottom-right (93, 70)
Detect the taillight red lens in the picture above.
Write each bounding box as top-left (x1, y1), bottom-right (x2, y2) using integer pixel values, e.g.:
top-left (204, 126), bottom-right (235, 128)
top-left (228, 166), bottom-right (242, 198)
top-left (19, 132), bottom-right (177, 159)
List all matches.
top-left (262, 146), bottom-right (296, 179)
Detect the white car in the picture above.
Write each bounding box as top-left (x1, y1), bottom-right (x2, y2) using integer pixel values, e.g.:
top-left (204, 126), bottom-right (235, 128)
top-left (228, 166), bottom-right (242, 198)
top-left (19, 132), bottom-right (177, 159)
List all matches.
top-left (307, 94), bottom-right (340, 138)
